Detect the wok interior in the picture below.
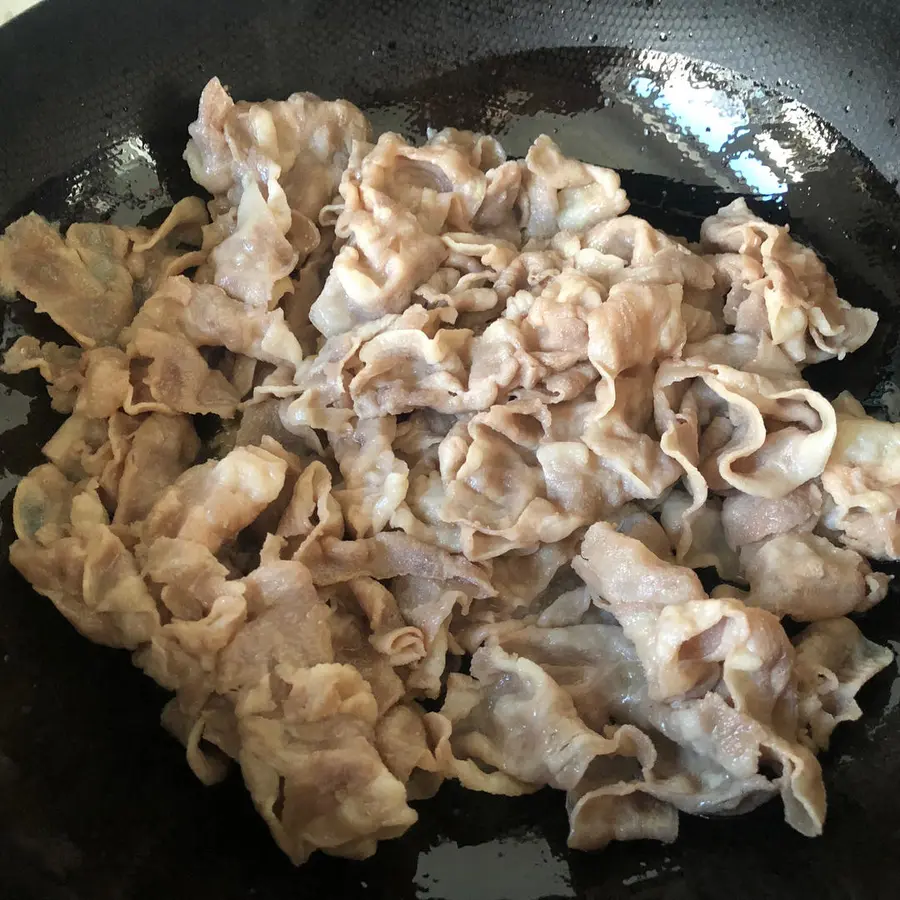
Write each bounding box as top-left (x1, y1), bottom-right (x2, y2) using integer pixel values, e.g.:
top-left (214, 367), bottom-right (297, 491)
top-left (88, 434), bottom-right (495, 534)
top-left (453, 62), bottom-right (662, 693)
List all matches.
top-left (1, 22), bottom-right (900, 900)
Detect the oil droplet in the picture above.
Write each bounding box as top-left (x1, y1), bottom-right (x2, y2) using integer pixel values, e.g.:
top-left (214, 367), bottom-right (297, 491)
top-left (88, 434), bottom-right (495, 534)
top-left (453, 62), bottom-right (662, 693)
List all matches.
top-left (659, 32), bottom-right (668, 42)
top-left (588, 33), bottom-right (597, 43)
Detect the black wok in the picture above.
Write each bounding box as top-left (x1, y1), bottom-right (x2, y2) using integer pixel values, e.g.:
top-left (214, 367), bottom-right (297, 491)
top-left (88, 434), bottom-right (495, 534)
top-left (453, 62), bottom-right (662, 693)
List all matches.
top-left (1, 2), bottom-right (899, 898)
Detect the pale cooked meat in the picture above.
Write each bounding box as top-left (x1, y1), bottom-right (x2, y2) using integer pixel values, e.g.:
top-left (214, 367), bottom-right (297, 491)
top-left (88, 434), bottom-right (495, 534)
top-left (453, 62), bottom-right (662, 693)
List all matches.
top-left (426, 642), bottom-right (664, 848)
top-left (0, 214), bottom-right (135, 347)
top-left (329, 609), bottom-right (407, 714)
top-left (310, 134), bottom-right (452, 336)
top-left (573, 521), bottom-right (708, 696)
top-left (130, 275), bottom-right (305, 371)
top-left (114, 414), bottom-right (200, 525)
top-left (40, 414), bottom-right (114, 485)
top-left (217, 560), bottom-right (333, 693)
top-left (584, 215), bottom-right (715, 290)
top-left (374, 702), bottom-right (440, 797)
top-left (741, 532), bottom-right (890, 621)
top-left (301, 532), bottom-right (494, 599)
top-left (185, 76), bottom-right (369, 221)
top-left (11, 478), bottom-right (160, 649)
top-left (587, 282), bottom-right (686, 380)
top-left (659, 491), bottom-right (740, 579)
top-left (125, 328), bottom-right (242, 417)
top-left (330, 416), bottom-right (409, 537)
top-left (210, 180), bottom-right (301, 309)
top-left (185, 77), bottom-right (369, 309)
top-left (340, 577), bottom-right (426, 668)
top-left (700, 198), bottom-right (877, 364)
top-left (278, 304), bottom-right (455, 430)
top-left (391, 574), bottom-right (470, 697)
top-left (486, 622), bottom-right (829, 835)
top-left (76, 347), bottom-right (132, 418)
top-left (653, 354), bottom-right (837, 560)
top-left (276, 460), bottom-right (344, 557)
top-left (1, 335), bottom-right (82, 411)
top-left (235, 665), bottom-right (417, 864)
top-left (519, 135), bottom-right (629, 236)
top-left (3, 77), bottom-right (894, 867)
top-left (721, 482), bottom-right (823, 549)
top-left (141, 444), bottom-right (288, 552)
top-left (820, 391), bottom-right (900, 560)
top-left (655, 357), bottom-right (837, 499)
top-left (439, 381), bottom-right (680, 560)
top-left (794, 618), bottom-right (894, 750)
top-left (574, 521), bottom-right (806, 722)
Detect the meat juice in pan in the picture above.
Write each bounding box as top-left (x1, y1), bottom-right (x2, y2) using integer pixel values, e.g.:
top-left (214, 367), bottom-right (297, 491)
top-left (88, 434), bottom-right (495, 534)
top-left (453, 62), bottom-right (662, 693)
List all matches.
top-left (1, 48), bottom-right (899, 900)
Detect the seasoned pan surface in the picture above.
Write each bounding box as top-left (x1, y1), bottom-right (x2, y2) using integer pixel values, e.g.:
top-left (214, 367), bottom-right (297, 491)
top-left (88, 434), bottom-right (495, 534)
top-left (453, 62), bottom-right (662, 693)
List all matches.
top-left (1, 3), bottom-right (899, 899)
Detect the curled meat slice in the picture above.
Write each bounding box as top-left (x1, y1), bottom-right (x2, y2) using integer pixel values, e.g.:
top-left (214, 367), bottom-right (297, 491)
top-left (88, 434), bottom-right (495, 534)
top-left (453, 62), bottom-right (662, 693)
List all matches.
top-left (277, 305), bottom-right (454, 429)
top-left (439, 414), bottom-right (589, 556)
top-left (655, 358), bottom-right (836, 499)
top-left (504, 268), bottom-right (605, 357)
top-left (343, 132), bottom-right (489, 234)
top-left (114, 414), bottom-right (200, 525)
top-left (490, 622), bottom-right (824, 839)
top-left (518, 135), bottom-right (629, 237)
top-left (659, 491), bottom-right (740, 579)
top-left (41, 414), bottom-right (113, 487)
top-left (235, 665), bottom-right (416, 864)
top-left (142, 444), bottom-right (288, 552)
top-left (654, 356), bottom-right (836, 557)
top-left (210, 178), bottom-right (299, 308)
top-left (0, 214), bottom-right (135, 347)
top-left (310, 134), bottom-right (467, 336)
top-left (185, 78), bottom-right (369, 309)
top-left (135, 570), bottom-right (247, 713)
top-left (585, 215), bottom-right (715, 291)
top-left (740, 533), bottom-right (890, 621)
top-left (721, 482), bottom-right (823, 550)
top-left (701, 198), bottom-right (877, 364)
top-left (392, 575), bottom-right (469, 698)
top-left (329, 610), bottom-right (406, 715)
top-left (440, 377), bottom-right (679, 559)
top-left (574, 521), bottom-right (706, 697)
top-left (185, 76), bottom-right (368, 219)
top-left (586, 282), bottom-right (687, 382)
top-left (484, 538), bottom-right (578, 621)
top-left (330, 417), bottom-right (409, 538)
top-left (75, 347), bottom-right (131, 419)
top-left (1, 336), bottom-right (82, 412)
top-left (130, 275), bottom-right (304, 371)
top-left (310, 204), bottom-right (446, 337)
top-left (575, 521), bottom-right (797, 720)
top-left (277, 460), bottom-right (344, 558)
top-left (389, 456), bottom-right (463, 555)
top-left (217, 561), bottom-right (333, 694)
top-left (427, 644), bottom-right (654, 815)
top-left (794, 618), bottom-right (893, 751)
top-left (142, 537), bottom-right (243, 621)
top-left (374, 702), bottom-right (441, 799)
top-left (125, 328), bottom-right (241, 418)
top-left (11, 478), bottom-right (160, 649)
top-left (300, 532), bottom-right (495, 599)
top-left (350, 323), bottom-right (471, 417)
top-left (342, 578), bottom-right (426, 668)
top-left (820, 392), bottom-right (900, 560)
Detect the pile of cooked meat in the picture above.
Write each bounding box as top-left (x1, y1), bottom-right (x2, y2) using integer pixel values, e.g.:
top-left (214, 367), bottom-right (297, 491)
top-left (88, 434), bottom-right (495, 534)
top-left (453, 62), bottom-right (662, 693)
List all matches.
top-left (1, 77), bottom-right (897, 864)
